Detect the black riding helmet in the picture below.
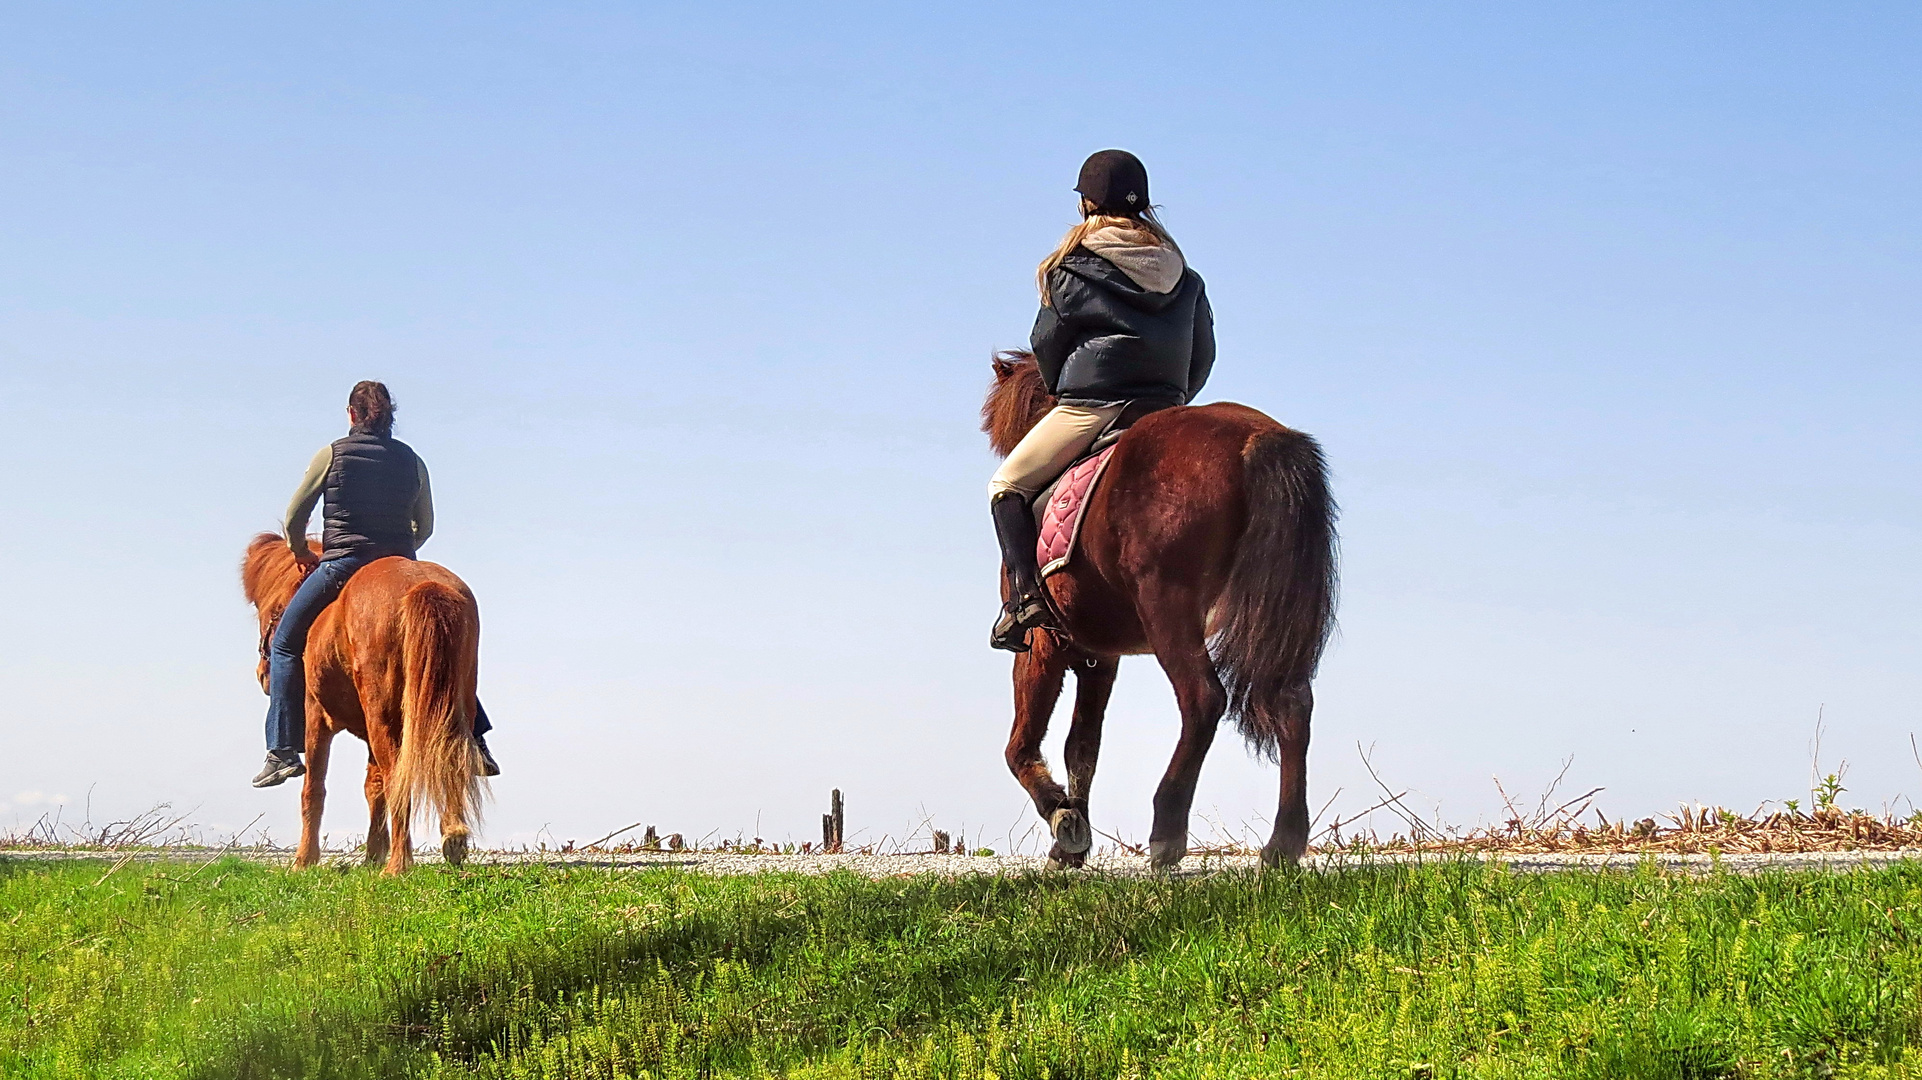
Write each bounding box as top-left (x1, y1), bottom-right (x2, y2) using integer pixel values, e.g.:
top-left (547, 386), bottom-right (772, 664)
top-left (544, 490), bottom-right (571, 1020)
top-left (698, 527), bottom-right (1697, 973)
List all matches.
top-left (1075, 149), bottom-right (1150, 215)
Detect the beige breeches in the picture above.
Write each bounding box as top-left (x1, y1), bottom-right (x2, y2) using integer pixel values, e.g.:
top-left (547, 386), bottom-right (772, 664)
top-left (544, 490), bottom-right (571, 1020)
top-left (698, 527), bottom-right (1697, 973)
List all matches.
top-left (988, 403), bottom-right (1126, 500)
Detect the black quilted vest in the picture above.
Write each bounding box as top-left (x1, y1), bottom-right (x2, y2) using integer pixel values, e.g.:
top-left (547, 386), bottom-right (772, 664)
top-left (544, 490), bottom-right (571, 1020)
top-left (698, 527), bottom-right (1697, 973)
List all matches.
top-left (321, 431), bottom-right (421, 560)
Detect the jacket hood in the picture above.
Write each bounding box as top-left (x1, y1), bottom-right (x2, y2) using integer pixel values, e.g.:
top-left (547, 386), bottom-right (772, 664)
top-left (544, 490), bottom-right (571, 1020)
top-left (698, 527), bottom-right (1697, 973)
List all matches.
top-left (1079, 225), bottom-right (1186, 293)
top-left (1059, 252), bottom-right (1192, 314)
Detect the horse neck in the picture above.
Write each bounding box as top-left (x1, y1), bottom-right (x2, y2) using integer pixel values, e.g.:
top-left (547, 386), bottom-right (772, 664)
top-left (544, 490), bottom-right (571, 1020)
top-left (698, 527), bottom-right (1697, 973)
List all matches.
top-left (1012, 404), bottom-right (1048, 443)
top-left (986, 373), bottom-right (1055, 454)
top-left (245, 547), bottom-right (306, 615)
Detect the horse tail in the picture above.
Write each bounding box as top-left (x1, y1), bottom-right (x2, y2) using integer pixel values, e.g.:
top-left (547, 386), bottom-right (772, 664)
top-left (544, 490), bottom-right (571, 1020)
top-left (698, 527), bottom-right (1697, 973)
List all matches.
top-left (1213, 427), bottom-right (1339, 760)
top-left (391, 580), bottom-right (483, 859)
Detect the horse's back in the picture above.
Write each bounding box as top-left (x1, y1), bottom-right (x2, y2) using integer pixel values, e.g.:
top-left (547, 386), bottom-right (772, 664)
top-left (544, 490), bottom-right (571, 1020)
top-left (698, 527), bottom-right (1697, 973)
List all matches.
top-left (1133, 401), bottom-right (1288, 449)
top-left (345, 556), bottom-right (474, 606)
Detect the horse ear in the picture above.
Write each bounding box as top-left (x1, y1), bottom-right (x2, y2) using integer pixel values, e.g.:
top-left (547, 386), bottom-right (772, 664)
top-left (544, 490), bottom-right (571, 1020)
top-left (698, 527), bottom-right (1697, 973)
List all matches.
top-left (992, 356), bottom-right (1015, 379)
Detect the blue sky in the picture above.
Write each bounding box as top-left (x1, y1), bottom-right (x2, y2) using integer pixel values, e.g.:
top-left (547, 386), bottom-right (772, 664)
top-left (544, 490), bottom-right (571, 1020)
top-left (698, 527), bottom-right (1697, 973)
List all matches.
top-left (3, 3), bottom-right (1918, 850)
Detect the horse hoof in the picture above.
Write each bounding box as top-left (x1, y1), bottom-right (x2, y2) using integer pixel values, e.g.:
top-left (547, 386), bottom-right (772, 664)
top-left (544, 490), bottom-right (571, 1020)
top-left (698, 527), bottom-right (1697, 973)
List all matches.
top-left (1147, 839), bottom-right (1186, 870)
top-left (1049, 808), bottom-right (1092, 854)
top-left (1261, 844), bottom-right (1302, 870)
top-left (441, 834), bottom-right (469, 867)
top-left (1046, 843), bottom-right (1089, 870)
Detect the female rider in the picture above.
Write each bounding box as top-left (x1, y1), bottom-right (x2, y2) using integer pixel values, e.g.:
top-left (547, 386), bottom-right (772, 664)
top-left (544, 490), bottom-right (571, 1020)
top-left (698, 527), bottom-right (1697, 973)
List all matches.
top-left (989, 149), bottom-right (1217, 651)
top-left (252, 381), bottom-right (500, 787)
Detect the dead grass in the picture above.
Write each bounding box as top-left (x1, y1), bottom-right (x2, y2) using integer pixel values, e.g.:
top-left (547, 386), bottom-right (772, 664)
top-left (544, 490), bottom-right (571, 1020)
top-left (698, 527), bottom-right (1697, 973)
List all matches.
top-left (1286, 804), bottom-right (1922, 857)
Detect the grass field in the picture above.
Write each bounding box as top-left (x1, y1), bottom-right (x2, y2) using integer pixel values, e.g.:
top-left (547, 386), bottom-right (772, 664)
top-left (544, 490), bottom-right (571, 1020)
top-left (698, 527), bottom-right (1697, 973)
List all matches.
top-left (4, 856), bottom-right (1921, 1078)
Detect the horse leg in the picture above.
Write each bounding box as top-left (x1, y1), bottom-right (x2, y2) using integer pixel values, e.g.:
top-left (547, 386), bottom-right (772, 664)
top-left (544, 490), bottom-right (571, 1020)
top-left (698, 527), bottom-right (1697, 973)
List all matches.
top-left (363, 752), bottom-right (390, 868)
top-left (365, 708), bottom-right (412, 875)
top-left (1005, 637), bottom-right (1082, 859)
top-left (294, 725), bottom-right (334, 869)
top-left (1142, 594), bottom-right (1227, 871)
top-left (1049, 657), bottom-right (1118, 869)
top-left (1261, 685), bottom-right (1315, 868)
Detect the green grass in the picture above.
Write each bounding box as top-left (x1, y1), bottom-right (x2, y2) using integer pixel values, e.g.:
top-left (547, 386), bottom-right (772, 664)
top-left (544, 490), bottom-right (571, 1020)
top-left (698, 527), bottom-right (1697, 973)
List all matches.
top-left (4, 856), bottom-right (1922, 1078)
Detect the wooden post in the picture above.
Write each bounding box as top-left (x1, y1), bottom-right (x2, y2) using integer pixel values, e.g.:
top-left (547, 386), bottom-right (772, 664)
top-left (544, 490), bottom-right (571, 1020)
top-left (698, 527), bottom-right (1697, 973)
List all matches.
top-left (932, 830), bottom-right (950, 855)
top-left (832, 789), bottom-right (845, 852)
top-left (642, 825), bottom-right (658, 850)
top-left (821, 789), bottom-right (846, 852)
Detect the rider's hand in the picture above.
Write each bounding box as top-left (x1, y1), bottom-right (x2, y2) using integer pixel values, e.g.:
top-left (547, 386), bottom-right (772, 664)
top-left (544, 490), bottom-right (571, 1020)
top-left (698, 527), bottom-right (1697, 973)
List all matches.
top-left (293, 547), bottom-right (319, 570)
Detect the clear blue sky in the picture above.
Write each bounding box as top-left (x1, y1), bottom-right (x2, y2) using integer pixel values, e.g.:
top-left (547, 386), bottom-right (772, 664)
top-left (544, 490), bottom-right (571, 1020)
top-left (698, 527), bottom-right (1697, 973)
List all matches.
top-left (3, 4), bottom-right (1918, 850)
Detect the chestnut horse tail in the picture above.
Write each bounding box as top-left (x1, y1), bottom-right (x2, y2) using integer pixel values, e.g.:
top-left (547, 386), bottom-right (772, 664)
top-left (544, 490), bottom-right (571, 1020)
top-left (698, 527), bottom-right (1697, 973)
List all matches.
top-left (390, 580), bottom-right (482, 850)
top-left (1213, 428), bottom-right (1339, 760)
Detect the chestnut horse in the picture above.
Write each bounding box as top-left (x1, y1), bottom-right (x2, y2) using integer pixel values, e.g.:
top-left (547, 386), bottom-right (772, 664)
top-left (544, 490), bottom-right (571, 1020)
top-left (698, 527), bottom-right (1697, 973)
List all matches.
top-left (982, 353), bottom-right (1337, 869)
top-left (241, 534), bottom-right (484, 873)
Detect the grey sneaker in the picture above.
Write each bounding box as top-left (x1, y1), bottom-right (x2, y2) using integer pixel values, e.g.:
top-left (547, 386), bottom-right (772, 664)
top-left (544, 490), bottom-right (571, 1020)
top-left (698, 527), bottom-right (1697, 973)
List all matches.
top-left (251, 750), bottom-right (305, 788)
top-left (475, 735), bottom-right (500, 777)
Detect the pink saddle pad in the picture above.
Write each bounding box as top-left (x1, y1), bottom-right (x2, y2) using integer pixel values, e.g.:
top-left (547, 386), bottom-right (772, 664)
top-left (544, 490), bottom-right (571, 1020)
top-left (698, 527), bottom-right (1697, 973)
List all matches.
top-left (1034, 444), bottom-right (1118, 576)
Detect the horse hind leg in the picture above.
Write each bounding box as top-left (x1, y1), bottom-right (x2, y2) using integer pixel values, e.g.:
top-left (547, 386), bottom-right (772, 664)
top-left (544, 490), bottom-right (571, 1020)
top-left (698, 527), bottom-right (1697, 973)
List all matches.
top-left (1260, 685), bottom-right (1314, 869)
top-left (365, 705), bottom-right (413, 875)
top-left (439, 706), bottom-right (474, 868)
top-left (362, 753), bottom-right (390, 868)
top-left (1048, 656), bottom-right (1118, 869)
top-left (1141, 592), bottom-right (1226, 871)
top-left (384, 797), bottom-right (414, 876)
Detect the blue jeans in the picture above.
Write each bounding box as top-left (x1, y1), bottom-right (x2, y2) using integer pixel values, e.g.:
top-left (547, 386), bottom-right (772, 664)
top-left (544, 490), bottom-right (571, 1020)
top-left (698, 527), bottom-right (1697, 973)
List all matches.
top-left (264, 554), bottom-right (492, 753)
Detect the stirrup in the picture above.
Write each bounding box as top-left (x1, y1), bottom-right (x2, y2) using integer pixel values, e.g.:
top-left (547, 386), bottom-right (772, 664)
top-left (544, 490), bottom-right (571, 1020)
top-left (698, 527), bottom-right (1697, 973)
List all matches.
top-left (990, 594), bottom-right (1053, 653)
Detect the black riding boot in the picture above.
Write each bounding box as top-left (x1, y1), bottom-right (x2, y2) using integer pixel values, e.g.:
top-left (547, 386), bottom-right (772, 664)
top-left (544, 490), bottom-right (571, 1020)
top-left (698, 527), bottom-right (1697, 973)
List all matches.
top-left (990, 492), bottom-right (1053, 652)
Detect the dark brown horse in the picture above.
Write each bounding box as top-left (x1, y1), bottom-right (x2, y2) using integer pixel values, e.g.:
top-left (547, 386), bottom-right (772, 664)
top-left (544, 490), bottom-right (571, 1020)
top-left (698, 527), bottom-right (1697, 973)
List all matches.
top-left (241, 534), bottom-right (484, 873)
top-left (982, 353), bottom-right (1337, 869)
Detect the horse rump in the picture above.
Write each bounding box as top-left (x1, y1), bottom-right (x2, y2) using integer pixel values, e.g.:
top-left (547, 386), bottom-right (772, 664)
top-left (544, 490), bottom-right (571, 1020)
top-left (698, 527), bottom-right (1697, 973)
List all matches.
top-left (389, 579), bottom-right (483, 865)
top-left (1211, 428), bottom-right (1338, 759)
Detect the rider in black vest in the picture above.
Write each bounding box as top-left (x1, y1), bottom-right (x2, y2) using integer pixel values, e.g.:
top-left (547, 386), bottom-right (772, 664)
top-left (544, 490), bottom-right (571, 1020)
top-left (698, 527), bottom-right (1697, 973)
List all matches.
top-left (252, 381), bottom-right (501, 787)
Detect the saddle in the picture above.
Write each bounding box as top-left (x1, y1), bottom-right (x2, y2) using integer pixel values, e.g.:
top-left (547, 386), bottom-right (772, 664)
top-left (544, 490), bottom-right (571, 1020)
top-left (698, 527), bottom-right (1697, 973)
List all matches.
top-left (1032, 399), bottom-right (1175, 577)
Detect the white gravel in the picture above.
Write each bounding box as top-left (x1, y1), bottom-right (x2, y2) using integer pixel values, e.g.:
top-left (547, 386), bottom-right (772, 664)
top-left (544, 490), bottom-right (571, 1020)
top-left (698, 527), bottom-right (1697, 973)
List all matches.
top-left (9, 847), bottom-right (1921, 877)
top-left (462, 848), bottom-right (1922, 877)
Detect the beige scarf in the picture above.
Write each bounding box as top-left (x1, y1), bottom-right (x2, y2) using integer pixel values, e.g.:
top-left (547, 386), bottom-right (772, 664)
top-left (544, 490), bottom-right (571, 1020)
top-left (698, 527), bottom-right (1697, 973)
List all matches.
top-left (1080, 224), bottom-right (1186, 293)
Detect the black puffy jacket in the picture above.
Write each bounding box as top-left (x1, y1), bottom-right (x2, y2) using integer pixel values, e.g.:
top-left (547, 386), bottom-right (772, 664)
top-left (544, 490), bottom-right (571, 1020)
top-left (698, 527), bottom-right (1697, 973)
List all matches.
top-left (1029, 251), bottom-right (1215, 406)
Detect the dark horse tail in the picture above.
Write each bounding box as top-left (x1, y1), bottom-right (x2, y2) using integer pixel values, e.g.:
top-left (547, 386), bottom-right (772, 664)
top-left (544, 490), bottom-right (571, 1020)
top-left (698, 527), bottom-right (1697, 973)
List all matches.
top-left (1212, 428), bottom-right (1339, 759)
top-left (391, 580), bottom-right (483, 861)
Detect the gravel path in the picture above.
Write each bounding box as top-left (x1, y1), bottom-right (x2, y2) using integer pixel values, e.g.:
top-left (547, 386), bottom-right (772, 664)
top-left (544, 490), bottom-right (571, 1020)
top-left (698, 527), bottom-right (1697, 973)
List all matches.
top-left (7, 848), bottom-right (1921, 877)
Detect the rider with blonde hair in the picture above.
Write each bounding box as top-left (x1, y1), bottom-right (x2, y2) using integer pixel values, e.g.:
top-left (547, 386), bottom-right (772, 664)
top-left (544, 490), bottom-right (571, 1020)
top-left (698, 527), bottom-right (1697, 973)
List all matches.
top-left (252, 381), bottom-right (500, 787)
top-left (989, 150), bottom-right (1216, 651)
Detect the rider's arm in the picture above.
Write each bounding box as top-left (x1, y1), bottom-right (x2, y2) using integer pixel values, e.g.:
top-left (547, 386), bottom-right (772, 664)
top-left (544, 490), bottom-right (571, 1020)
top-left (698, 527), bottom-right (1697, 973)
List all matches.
top-left (411, 458), bottom-right (435, 550)
top-left (1184, 278), bottom-right (1216, 403)
top-left (1030, 270), bottom-right (1077, 394)
top-left (282, 447), bottom-right (330, 556)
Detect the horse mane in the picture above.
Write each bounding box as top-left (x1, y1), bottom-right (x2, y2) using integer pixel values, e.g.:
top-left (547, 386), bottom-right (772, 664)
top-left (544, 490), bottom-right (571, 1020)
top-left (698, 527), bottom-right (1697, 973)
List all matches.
top-left (980, 351), bottom-right (1057, 458)
top-left (241, 532), bottom-right (318, 610)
